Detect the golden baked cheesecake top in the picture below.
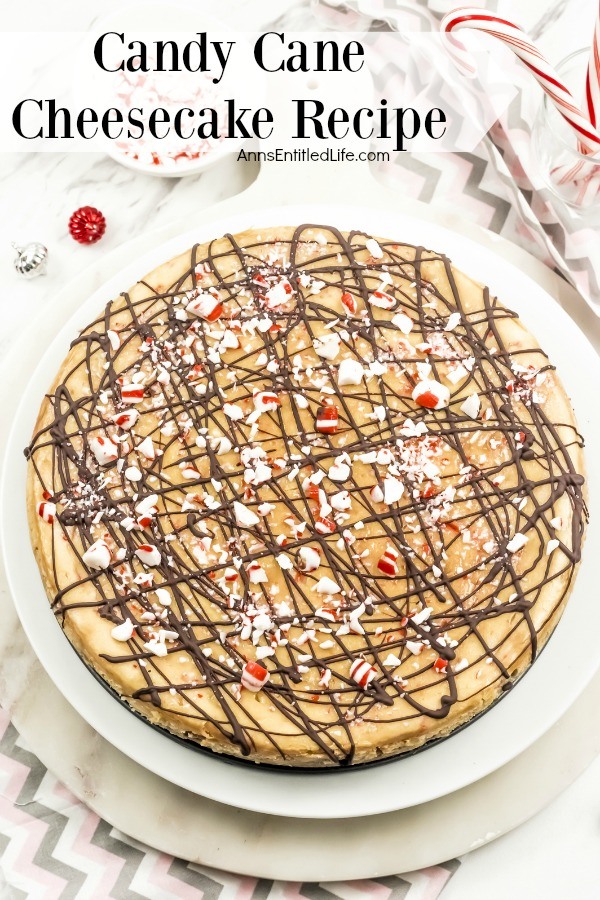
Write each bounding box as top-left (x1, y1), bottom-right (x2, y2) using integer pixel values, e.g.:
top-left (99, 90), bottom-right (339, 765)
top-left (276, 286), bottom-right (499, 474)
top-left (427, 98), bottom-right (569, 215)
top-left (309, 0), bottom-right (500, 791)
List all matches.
top-left (26, 224), bottom-right (586, 766)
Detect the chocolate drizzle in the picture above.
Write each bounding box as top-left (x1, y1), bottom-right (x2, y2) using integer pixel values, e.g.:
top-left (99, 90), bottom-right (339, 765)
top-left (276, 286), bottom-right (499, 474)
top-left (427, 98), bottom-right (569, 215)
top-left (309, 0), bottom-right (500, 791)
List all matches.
top-left (26, 225), bottom-right (587, 766)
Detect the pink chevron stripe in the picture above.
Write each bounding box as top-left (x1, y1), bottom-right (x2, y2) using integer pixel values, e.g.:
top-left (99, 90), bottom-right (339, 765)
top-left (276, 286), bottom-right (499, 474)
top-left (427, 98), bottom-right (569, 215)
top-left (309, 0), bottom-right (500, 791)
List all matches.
top-left (342, 879), bottom-right (393, 899)
top-left (62, 803), bottom-right (126, 895)
top-left (384, 152), bottom-right (502, 231)
top-left (561, 225), bottom-right (600, 249)
top-left (0, 750), bottom-right (32, 803)
top-left (282, 881), bottom-right (304, 900)
top-left (0, 815), bottom-right (67, 898)
top-left (419, 865), bottom-right (455, 900)
top-left (146, 851), bottom-right (205, 899)
top-left (234, 875), bottom-right (262, 900)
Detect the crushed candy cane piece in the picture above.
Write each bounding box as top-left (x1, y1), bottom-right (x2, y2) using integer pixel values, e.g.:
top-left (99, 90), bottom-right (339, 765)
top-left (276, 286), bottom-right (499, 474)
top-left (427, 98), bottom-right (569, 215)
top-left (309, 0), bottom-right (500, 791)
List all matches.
top-left (82, 539), bottom-right (111, 570)
top-left (241, 659), bottom-right (270, 692)
top-left (368, 290), bottom-right (395, 309)
top-left (365, 238), bottom-right (383, 258)
top-left (89, 434), bottom-right (118, 466)
top-left (341, 291), bottom-right (357, 314)
top-left (350, 658), bottom-right (377, 688)
top-left (391, 313), bottom-right (413, 334)
top-left (234, 501), bottom-right (260, 527)
top-left (377, 546), bottom-right (399, 576)
top-left (314, 576), bottom-right (341, 594)
top-left (506, 533), bottom-right (528, 553)
top-left (316, 404), bottom-right (339, 433)
top-left (111, 619), bottom-right (135, 641)
top-left (186, 291), bottom-right (223, 321)
top-left (121, 384), bottom-right (145, 404)
top-left (412, 379), bottom-right (450, 410)
top-left (338, 358), bottom-right (364, 386)
top-left (298, 546), bottom-right (321, 572)
top-left (135, 544), bottom-right (161, 566)
top-left (111, 410), bottom-right (138, 429)
top-left (38, 501), bottom-right (56, 523)
top-left (460, 393), bottom-right (480, 419)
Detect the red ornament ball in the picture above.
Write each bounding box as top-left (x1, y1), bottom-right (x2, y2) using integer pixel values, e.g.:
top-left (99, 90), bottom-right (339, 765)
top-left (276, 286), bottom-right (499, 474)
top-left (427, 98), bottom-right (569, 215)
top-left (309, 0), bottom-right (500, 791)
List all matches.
top-left (68, 206), bottom-right (106, 244)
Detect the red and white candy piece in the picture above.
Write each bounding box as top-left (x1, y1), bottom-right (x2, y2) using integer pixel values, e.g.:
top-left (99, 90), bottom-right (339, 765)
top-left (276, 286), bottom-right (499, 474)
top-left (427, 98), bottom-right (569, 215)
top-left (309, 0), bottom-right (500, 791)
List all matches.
top-left (370, 485), bottom-right (384, 503)
top-left (303, 478), bottom-right (322, 501)
top-left (433, 657), bottom-right (448, 674)
top-left (328, 460), bottom-right (350, 482)
top-left (136, 511), bottom-right (155, 529)
top-left (315, 515), bottom-right (336, 534)
top-left (368, 290), bottom-right (395, 310)
top-left (136, 494), bottom-right (158, 528)
top-left (38, 501), bottom-right (56, 523)
top-left (297, 546), bottom-right (321, 572)
top-left (411, 379), bottom-right (450, 410)
top-left (316, 404), bottom-right (339, 434)
top-left (316, 606), bottom-right (337, 623)
top-left (136, 494), bottom-right (158, 517)
top-left (120, 383), bottom-right (145, 405)
top-left (241, 659), bottom-right (270, 692)
top-left (265, 278), bottom-right (293, 309)
top-left (350, 658), bottom-right (377, 689)
top-left (331, 490), bottom-right (351, 511)
top-left (247, 561), bottom-right (268, 584)
top-left (89, 434), bottom-right (119, 466)
top-left (186, 290), bottom-right (223, 321)
top-left (253, 391), bottom-right (281, 413)
top-left (341, 291), bottom-right (358, 315)
top-left (82, 539), bottom-right (111, 570)
top-left (111, 410), bottom-right (139, 429)
top-left (377, 546), bottom-right (400, 576)
top-left (135, 543), bottom-right (162, 566)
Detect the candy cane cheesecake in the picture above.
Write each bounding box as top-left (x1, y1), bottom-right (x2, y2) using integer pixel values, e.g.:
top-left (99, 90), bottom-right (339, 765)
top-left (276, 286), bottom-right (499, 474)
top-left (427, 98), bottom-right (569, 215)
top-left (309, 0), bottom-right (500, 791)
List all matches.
top-left (26, 225), bottom-right (586, 767)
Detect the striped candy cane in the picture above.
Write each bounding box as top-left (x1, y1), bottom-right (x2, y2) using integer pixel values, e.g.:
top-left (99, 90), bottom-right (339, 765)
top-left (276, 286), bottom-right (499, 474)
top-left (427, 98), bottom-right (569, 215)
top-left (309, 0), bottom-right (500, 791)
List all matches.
top-left (585, 1), bottom-right (600, 129)
top-left (441, 7), bottom-right (600, 154)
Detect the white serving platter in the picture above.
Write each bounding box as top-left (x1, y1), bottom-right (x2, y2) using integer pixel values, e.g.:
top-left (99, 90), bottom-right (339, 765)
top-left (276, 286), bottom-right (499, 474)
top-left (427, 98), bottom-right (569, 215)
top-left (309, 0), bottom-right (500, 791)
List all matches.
top-left (2, 199), bottom-right (599, 820)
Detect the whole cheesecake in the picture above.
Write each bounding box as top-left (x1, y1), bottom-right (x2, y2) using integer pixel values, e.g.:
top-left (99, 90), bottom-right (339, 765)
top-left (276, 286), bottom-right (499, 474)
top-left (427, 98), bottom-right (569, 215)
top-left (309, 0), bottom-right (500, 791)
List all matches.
top-left (26, 224), bottom-right (586, 766)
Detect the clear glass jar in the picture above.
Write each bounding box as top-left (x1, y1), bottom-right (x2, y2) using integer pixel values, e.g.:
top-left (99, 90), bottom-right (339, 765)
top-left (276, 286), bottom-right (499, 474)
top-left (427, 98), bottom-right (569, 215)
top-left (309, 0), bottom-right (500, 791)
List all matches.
top-left (531, 48), bottom-right (600, 222)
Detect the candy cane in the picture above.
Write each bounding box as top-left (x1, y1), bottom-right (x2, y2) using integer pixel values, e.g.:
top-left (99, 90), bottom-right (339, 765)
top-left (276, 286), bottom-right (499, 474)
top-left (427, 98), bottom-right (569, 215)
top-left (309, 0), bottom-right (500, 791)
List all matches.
top-left (550, 5), bottom-right (600, 193)
top-left (585, 0), bottom-right (600, 129)
top-left (441, 7), bottom-right (600, 154)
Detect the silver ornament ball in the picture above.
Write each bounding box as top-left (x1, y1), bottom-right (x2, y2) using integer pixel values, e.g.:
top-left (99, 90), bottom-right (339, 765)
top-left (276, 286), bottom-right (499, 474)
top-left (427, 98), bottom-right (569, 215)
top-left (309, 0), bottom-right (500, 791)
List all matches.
top-left (13, 242), bottom-right (48, 279)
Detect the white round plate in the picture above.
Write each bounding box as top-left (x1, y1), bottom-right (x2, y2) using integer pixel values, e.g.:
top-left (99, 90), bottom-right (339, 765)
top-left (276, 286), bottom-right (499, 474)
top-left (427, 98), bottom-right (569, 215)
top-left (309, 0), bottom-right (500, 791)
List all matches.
top-left (86, 2), bottom-right (262, 178)
top-left (2, 202), bottom-right (599, 820)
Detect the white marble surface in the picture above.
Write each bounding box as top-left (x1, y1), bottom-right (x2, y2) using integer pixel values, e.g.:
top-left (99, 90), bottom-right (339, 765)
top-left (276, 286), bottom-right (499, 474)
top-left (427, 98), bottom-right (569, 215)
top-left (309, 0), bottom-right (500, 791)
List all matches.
top-left (2, 0), bottom-right (600, 897)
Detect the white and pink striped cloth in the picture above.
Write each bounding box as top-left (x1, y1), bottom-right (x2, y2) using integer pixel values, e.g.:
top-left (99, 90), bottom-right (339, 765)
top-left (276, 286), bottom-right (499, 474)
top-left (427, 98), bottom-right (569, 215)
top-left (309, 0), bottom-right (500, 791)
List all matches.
top-left (316, 0), bottom-right (600, 310)
top-left (0, 702), bottom-right (458, 896)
